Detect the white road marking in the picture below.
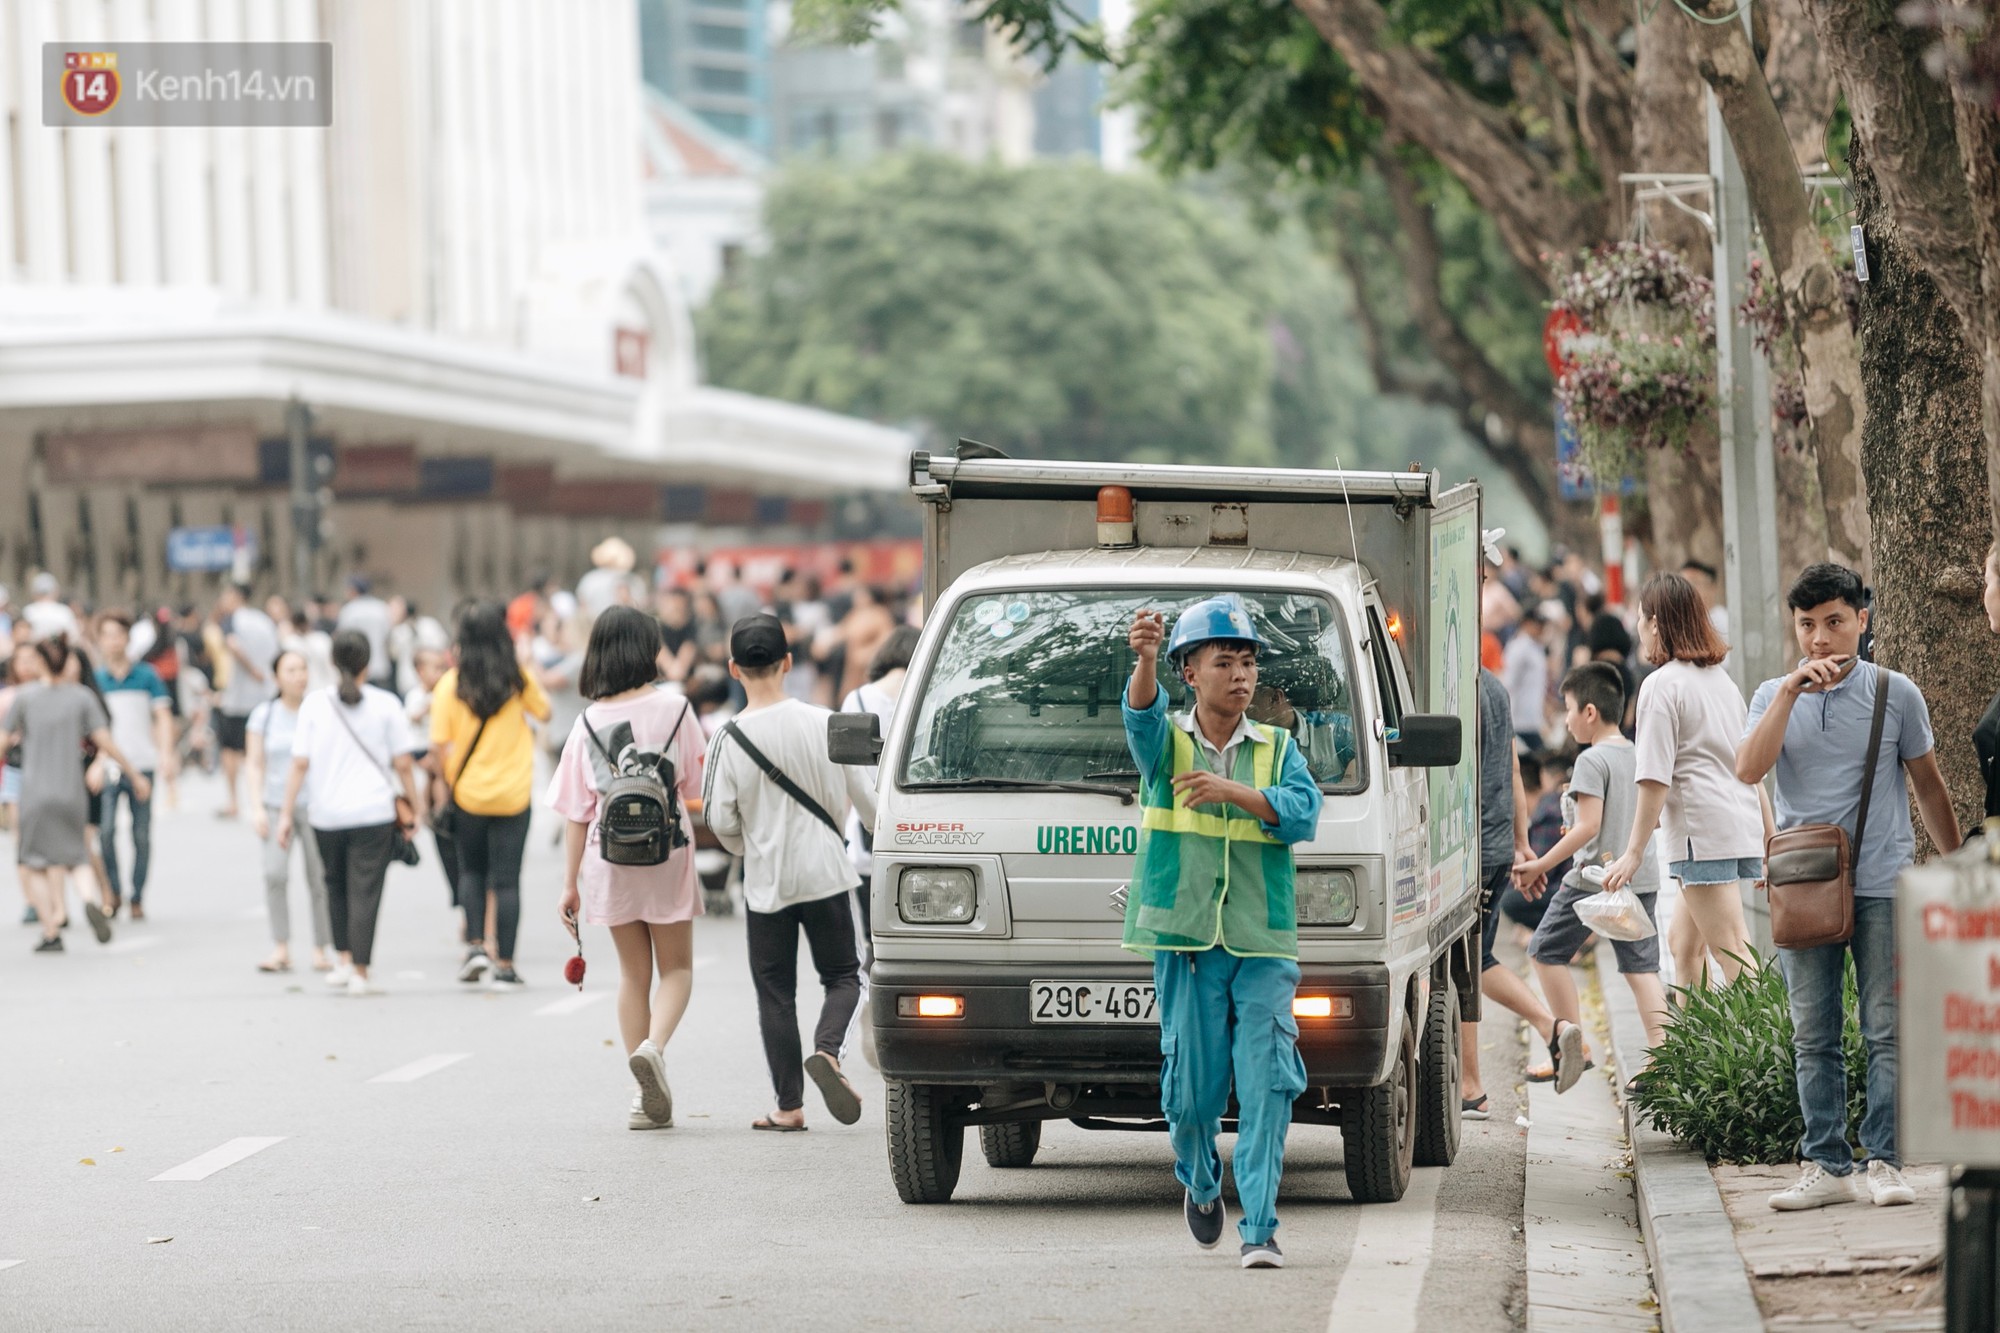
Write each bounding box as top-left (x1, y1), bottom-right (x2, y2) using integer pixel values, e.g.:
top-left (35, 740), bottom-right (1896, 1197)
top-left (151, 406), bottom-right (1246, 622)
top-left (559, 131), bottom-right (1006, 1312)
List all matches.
top-left (534, 992), bottom-right (607, 1017)
top-left (367, 1053), bottom-right (471, 1084)
top-left (1325, 1166), bottom-right (1445, 1332)
top-left (150, 1136), bottom-right (287, 1182)
top-left (106, 937), bottom-right (160, 954)
top-left (0, 1260), bottom-right (23, 1272)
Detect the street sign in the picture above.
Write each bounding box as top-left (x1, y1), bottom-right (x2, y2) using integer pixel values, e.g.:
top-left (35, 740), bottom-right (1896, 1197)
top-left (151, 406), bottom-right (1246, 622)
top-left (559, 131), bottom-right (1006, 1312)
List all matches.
top-left (165, 525), bottom-right (255, 575)
top-left (1900, 833), bottom-right (2000, 1163)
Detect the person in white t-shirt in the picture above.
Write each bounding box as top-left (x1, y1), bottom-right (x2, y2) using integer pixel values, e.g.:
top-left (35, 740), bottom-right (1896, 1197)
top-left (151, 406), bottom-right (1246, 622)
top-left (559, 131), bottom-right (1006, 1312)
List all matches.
top-left (703, 614), bottom-right (875, 1133)
top-left (214, 583), bottom-right (280, 820)
top-left (1603, 574), bottom-right (1770, 989)
top-left (277, 630), bottom-right (421, 996)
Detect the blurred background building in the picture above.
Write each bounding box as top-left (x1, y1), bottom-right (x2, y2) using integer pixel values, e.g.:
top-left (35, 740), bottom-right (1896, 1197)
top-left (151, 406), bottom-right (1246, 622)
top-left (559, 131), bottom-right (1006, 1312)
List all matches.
top-left (0, 0), bottom-right (911, 612)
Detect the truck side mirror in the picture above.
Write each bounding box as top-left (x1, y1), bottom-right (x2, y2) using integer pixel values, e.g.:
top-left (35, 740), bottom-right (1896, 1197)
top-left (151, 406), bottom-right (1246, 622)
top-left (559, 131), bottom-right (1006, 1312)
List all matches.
top-left (828, 712), bottom-right (884, 766)
top-left (1388, 714), bottom-right (1462, 768)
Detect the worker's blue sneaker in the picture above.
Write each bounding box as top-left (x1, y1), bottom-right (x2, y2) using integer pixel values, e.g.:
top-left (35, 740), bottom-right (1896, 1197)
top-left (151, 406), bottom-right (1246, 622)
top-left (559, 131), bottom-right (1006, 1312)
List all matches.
top-left (1185, 1191), bottom-right (1225, 1250)
top-left (1240, 1239), bottom-right (1284, 1269)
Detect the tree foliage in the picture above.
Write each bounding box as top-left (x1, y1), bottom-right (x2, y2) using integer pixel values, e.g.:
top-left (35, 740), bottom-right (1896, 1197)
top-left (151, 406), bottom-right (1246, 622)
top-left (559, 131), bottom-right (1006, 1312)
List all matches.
top-left (701, 154), bottom-right (1358, 467)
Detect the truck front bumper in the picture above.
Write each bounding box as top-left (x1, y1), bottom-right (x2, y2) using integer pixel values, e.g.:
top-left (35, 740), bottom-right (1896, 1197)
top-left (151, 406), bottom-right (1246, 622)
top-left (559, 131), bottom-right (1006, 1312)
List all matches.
top-left (871, 958), bottom-right (1392, 1089)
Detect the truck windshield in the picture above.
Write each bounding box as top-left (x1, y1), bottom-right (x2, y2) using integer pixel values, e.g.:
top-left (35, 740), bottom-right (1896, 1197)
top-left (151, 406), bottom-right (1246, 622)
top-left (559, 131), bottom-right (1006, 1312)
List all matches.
top-left (900, 588), bottom-right (1365, 793)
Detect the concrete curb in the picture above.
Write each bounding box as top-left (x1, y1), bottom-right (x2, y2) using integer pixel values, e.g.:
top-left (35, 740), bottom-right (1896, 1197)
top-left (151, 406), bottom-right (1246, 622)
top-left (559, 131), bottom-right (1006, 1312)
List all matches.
top-left (1593, 940), bottom-right (1765, 1333)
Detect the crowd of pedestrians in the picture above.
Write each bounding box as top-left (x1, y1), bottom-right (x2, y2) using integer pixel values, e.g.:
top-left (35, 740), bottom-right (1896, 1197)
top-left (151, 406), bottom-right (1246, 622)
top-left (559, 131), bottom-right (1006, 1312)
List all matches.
top-left (1477, 537), bottom-right (1971, 1214)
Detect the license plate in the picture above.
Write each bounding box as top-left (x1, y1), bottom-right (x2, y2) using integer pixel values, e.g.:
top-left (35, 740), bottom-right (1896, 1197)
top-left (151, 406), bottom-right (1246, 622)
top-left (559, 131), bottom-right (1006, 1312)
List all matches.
top-left (1029, 979), bottom-right (1158, 1024)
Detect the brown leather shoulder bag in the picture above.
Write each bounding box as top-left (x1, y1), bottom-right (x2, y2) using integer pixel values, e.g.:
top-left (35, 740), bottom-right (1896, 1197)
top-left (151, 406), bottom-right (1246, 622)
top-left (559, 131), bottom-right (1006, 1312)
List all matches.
top-left (1761, 665), bottom-right (1890, 949)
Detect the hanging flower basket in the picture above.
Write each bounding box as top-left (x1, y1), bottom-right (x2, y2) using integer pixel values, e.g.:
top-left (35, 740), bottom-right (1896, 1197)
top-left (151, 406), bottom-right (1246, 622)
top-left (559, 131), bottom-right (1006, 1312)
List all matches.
top-left (1548, 242), bottom-right (1716, 487)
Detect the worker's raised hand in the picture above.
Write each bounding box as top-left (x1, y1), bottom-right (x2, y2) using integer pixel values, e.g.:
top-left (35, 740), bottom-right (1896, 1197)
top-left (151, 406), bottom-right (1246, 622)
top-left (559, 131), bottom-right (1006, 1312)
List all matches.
top-left (1129, 610), bottom-right (1166, 663)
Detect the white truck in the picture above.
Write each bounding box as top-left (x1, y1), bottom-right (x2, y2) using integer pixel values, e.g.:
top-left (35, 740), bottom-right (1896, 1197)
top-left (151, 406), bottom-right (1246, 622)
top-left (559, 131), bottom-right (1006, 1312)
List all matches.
top-left (829, 448), bottom-right (1485, 1205)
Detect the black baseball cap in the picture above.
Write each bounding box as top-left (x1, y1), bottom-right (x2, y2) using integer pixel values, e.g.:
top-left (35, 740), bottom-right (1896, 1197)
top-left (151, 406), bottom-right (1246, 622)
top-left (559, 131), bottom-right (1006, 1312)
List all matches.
top-left (729, 613), bottom-right (789, 668)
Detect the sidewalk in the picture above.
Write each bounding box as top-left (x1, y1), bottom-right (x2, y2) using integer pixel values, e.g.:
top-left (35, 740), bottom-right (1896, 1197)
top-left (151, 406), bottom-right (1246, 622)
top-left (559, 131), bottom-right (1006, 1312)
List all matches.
top-left (1597, 941), bottom-right (1945, 1333)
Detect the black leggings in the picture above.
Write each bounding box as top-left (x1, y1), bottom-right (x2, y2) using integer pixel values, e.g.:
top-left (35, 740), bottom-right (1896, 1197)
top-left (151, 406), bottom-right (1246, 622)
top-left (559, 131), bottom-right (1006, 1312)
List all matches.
top-left (747, 895), bottom-right (862, 1112)
top-left (455, 809), bottom-right (531, 960)
top-left (314, 823), bottom-right (397, 967)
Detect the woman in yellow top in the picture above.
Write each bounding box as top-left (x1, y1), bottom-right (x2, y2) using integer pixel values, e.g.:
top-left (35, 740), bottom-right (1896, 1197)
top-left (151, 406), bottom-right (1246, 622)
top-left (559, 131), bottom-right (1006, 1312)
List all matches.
top-left (431, 602), bottom-right (551, 987)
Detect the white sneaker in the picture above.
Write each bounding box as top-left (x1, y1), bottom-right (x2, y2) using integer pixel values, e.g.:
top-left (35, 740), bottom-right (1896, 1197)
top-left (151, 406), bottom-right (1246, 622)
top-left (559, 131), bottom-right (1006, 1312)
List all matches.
top-left (1866, 1160), bottom-right (1916, 1207)
top-left (628, 1093), bottom-right (666, 1131)
top-left (346, 973), bottom-right (378, 998)
top-left (1768, 1161), bottom-right (1855, 1211)
top-left (325, 964), bottom-right (354, 989)
top-left (628, 1040), bottom-right (673, 1127)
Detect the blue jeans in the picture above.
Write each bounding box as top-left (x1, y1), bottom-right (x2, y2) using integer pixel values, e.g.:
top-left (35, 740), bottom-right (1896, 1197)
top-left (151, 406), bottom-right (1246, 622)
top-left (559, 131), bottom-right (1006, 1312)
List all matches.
top-left (1154, 949), bottom-right (1307, 1245)
top-left (99, 771), bottom-right (154, 904)
top-left (1777, 896), bottom-right (1898, 1173)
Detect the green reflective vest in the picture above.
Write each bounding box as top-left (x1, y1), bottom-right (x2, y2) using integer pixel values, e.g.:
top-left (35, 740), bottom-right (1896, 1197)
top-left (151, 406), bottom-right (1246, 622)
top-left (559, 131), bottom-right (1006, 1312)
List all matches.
top-left (1122, 720), bottom-right (1299, 960)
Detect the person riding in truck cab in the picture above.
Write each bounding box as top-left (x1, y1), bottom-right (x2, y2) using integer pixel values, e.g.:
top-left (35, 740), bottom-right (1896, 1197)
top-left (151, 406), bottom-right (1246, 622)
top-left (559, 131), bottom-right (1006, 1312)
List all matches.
top-left (1122, 592), bottom-right (1325, 1270)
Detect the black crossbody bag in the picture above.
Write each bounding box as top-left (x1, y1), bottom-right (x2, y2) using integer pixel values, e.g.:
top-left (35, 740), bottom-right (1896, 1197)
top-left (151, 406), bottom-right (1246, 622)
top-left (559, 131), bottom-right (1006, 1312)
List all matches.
top-left (720, 721), bottom-right (843, 839)
top-left (429, 714), bottom-right (490, 841)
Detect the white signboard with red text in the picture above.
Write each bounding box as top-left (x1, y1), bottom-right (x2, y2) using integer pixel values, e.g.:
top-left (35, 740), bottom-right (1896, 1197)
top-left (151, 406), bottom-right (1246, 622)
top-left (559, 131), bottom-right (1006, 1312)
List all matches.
top-left (1900, 840), bottom-right (2000, 1162)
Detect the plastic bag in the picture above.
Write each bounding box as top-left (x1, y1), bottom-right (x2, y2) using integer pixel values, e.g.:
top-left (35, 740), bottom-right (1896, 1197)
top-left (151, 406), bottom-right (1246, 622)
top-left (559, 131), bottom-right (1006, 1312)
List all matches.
top-left (1572, 864), bottom-right (1657, 942)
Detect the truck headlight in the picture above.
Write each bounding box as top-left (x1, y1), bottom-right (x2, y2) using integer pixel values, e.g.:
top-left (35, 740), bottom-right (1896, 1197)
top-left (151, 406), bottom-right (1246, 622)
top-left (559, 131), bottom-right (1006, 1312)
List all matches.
top-left (1296, 869), bottom-right (1358, 927)
top-left (898, 867), bottom-right (977, 924)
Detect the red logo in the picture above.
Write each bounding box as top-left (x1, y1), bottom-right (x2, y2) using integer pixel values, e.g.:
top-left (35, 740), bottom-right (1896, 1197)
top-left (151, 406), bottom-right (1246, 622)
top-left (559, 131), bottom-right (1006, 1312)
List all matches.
top-left (61, 51), bottom-right (120, 116)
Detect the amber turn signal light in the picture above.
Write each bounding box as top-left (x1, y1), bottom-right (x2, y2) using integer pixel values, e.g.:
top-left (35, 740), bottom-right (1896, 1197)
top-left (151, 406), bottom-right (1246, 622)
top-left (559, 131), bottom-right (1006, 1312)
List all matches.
top-left (898, 994), bottom-right (966, 1019)
top-left (1293, 995), bottom-right (1352, 1020)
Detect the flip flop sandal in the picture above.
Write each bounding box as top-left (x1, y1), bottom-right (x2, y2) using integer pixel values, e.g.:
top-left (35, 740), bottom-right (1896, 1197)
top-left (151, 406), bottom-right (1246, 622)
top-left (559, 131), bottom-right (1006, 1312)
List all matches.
top-left (1551, 1021), bottom-right (1589, 1095)
top-left (1461, 1094), bottom-right (1491, 1121)
top-left (804, 1052), bottom-right (862, 1125)
top-left (257, 960), bottom-right (293, 974)
top-left (1524, 1067), bottom-right (1558, 1084)
top-left (752, 1115), bottom-right (808, 1133)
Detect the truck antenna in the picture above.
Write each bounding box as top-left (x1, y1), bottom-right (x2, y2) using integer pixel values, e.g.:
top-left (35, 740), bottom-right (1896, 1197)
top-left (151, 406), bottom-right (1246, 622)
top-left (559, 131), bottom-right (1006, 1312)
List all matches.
top-left (1329, 453), bottom-right (1372, 591)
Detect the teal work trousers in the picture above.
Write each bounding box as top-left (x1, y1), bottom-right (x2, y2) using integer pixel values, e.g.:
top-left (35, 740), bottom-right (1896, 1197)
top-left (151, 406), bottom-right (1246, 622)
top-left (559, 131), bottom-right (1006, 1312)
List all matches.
top-left (1154, 948), bottom-right (1307, 1245)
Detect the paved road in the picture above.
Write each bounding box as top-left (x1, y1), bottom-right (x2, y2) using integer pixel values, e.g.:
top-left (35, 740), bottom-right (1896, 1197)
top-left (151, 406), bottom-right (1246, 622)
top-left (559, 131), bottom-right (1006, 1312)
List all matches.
top-left (1, 774), bottom-right (1533, 1331)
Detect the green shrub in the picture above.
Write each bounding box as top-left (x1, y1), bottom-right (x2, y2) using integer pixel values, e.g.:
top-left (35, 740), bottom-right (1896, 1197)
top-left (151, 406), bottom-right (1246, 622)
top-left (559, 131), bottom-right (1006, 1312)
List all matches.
top-left (1631, 956), bottom-right (1867, 1164)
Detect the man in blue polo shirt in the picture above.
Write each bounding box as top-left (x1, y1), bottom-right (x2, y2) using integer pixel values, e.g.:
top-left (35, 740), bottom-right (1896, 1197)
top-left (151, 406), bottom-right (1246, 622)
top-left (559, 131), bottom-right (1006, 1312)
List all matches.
top-left (1738, 563), bottom-right (1961, 1212)
top-left (95, 612), bottom-right (176, 919)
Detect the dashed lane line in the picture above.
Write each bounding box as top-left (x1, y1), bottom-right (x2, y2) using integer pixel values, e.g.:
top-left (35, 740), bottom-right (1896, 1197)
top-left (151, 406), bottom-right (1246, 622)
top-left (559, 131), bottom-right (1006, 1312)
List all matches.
top-left (0, 1260), bottom-right (23, 1273)
top-left (534, 992), bottom-right (608, 1017)
top-left (368, 1053), bottom-right (472, 1084)
top-left (150, 1136), bottom-right (287, 1182)
top-left (1324, 1165), bottom-right (1445, 1333)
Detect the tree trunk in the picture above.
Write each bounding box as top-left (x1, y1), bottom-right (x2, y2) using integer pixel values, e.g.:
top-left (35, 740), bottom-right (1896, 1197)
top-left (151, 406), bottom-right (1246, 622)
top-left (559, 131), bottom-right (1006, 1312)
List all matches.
top-left (1849, 140), bottom-right (1998, 840)
top-left (1682, 2), bottom-right (1874, 580)
top-left (1775, 437), bottom-right (1830, 578)
top-left (1631, 8), bottom-right (1729, 575)
top-left (1289, 0), bottom-right (1608, 280)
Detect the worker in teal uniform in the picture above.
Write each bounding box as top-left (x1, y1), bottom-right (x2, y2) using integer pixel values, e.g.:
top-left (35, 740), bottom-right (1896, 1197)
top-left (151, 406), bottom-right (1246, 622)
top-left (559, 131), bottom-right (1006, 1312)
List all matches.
top-left (1123, 593), bottom-right (1324, 1270)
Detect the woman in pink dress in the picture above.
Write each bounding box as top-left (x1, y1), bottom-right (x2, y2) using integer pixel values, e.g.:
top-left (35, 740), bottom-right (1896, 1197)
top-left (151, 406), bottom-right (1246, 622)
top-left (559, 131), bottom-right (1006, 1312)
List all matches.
top-left (547, 607), bottom-right (706, 1131)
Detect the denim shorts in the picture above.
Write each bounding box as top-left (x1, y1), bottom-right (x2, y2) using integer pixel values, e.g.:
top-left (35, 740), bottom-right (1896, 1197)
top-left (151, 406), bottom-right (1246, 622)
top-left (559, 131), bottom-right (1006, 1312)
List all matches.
top-left (1529, 881), bottom-right (1661, 974)
top-left (1669, 856), bottom-right (1763, 886)
top-left (0, 764), bottom-right (18, 804)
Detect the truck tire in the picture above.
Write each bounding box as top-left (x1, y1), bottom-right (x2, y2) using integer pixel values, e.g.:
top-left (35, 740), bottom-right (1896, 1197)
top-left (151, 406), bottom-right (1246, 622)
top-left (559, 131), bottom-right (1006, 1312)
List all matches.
top-left (1412, 977), bottom-right (1462, 1168)
top-left (979, 1120), bottom-right (1041, 1168)
top-left (1343, 1015), bottom-right (1416, 1203)
top-left (887, 1079), bottom-right (964, 1203)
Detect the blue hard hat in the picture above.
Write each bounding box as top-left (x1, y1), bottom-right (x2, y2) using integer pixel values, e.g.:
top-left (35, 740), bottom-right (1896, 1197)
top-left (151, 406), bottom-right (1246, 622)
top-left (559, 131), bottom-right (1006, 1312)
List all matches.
top-left (1166, 594), bottom-right (1267, 663)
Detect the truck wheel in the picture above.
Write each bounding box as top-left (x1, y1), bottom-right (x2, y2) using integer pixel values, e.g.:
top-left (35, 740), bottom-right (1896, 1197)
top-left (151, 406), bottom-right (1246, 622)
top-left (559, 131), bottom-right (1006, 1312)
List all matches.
top-left (1343, 1015), bottom-right (1416, 1203)
top-left (887, 1079), bottom-right (964, 1203)
top-left (1413, 977), bottom-right (1462, 1168)
top-left (979, 1120), bottom-right (1041, 1168)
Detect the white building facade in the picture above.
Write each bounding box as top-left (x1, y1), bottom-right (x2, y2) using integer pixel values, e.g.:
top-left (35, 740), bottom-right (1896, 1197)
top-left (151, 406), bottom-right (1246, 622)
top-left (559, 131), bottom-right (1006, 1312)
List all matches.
top-left (0, 0), bottom-right (909, 610)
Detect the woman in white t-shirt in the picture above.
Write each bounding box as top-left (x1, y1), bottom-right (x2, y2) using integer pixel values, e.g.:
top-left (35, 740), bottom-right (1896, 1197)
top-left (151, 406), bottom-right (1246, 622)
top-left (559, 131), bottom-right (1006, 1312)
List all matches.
top-left (246, 649), bottom-right (332, 975)
top-left (1603, 574), bottom-right (1769, 987)
top-left (277, 630), bottom-right (421, 996)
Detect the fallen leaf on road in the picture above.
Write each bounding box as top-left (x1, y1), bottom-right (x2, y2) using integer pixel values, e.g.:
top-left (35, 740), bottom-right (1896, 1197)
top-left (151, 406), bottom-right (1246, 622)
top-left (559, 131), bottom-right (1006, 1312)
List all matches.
top-left (325, 1055), bottom-right (337, 1061)
top-left (78, 1158), bottom-right (96, 1166)
top-left (583, 1196), bottom-right (601, 1203)
top-left (111, 1147), bottom-right (125, 1153)
top-left (602, 1039), bottom-right (614, 1047)
top-left (145, 1236), bottom-right (172, 1245)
